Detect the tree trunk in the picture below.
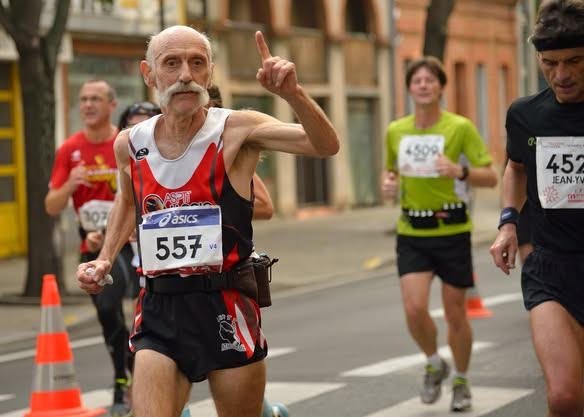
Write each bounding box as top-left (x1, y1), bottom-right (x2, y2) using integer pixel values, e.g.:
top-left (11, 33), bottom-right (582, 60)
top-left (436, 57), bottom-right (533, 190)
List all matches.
top-left (422, 0), bottom-right (456, 61)
top-left (0, 0), bottom-right (70, 296)
top-left (16, 45), bottom-right (64, 296)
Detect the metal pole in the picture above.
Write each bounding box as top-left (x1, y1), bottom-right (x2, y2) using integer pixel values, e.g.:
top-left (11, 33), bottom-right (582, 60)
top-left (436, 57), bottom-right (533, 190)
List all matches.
top-left (159, 0), bottom-right (165, 30)
top-left (388, 0), bottom-right (397, 120)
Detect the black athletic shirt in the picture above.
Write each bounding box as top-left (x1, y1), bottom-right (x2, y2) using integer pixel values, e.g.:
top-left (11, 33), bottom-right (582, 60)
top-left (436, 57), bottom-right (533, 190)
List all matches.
top-left (506, 88), bottom-right (584, 253)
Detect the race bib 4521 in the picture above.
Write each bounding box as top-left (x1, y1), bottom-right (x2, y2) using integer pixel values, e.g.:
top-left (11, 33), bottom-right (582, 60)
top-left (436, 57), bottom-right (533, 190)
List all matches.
top-left (139, 205), bottom-right (223, 274)
top-left (536, 136), bottom-right (584, 209)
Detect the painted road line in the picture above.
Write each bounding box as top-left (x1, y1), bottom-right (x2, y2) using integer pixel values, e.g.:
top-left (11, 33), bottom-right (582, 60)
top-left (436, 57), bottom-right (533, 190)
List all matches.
top-left (0, 395), bottom-right (14, 403)
top-left (341, 341), bottom-right (494, 377)
top-left (186, 382), bottom-right (345, 416)
top-left (430, 292), bottom-right (523, 318)
top-left (0, 335), bottom-right (104, 364)
top-left (363, 386), bottom-right (533, 417)
top-left (268, 347), bottom-right (296, 359)
top-left (0, 337), bottom-right (295, 364)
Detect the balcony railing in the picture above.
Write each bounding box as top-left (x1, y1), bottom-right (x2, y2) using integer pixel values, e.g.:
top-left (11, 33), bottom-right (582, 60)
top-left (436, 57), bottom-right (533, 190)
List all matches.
top-left (289, 28), bottom-right (327, 84)
top-left (40, 0), bottom-right (163, 36)
top-left (227, 22), bottom-right (268, 80)
top-left (344, 33), bottom-right (377, 87)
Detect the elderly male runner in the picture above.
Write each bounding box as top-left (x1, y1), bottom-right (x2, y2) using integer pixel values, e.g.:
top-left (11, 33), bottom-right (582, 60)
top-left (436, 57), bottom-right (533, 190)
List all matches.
top-left (77, 25), bottom-right (339, 417)
top-left (490, 0), bottom-right (584, 416)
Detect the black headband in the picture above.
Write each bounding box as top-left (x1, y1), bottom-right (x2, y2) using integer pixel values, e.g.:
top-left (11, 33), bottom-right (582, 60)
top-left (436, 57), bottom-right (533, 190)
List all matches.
top-left (532, 35), bottom-right (584, 51)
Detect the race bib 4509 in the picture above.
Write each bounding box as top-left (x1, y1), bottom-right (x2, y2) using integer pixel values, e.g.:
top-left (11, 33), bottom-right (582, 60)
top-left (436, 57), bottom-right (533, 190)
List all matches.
top-left (398, 134), bottom-right (445, 178)
top-left (139, 205), bottom-right (223, 274)
top-left (536, 136), bottom-right (584, 209)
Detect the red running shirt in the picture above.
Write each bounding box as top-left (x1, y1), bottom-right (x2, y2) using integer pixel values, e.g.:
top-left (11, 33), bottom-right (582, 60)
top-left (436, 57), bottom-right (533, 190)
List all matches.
top-left (49, 130), bottom-right (118, 253)
top-left (49, 130), bottom-right (118, 211)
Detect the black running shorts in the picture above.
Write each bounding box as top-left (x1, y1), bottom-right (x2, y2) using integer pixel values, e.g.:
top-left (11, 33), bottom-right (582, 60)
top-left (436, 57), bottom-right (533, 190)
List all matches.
top-left (396, 232), bottom-right (474, 288)
top-left (130, 287), bottom-right (268, 383)
top-left (522, 246), bottom-right (584, 326)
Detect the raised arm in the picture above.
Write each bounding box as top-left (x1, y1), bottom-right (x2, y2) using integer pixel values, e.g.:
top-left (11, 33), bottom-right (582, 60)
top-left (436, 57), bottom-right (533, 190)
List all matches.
top-left (248, 31), bottom-right (339, 157)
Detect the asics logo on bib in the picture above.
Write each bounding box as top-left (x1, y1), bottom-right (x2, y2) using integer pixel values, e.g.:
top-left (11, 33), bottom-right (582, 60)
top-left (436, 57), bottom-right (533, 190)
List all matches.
top-left (158, 212), bottom-right (198, 227)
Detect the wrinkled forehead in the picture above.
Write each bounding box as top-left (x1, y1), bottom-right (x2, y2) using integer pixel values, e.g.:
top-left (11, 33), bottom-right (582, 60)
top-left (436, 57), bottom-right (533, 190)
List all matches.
top-left (79, 81), bottom-right (110, 98)
top-left (539, 46), bottom-right (584, 60)
top-left (150, 28), bottom-right (212, 64)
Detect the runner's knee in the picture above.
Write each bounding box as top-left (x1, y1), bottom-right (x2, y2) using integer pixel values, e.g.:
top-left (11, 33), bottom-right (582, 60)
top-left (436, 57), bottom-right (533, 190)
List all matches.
top-left (547, 384), bottom-right (583, 417)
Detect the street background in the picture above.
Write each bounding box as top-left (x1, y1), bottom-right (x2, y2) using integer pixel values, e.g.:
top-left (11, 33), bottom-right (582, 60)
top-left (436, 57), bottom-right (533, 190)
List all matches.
top-left (0, 189), bottom-right (500, 348)
top-left (0, 188), bottom-right (550, 417)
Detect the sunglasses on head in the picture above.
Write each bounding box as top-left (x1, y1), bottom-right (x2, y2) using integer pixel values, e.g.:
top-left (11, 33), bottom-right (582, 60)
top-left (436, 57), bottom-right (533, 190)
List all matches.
top-left (128, 102), bottom-right (160, 117)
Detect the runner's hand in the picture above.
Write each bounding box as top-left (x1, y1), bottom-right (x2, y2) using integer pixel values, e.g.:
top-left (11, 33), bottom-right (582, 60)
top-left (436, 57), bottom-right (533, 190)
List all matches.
top-left (77, 260), bottom-right (112, 294)
top-left (255, 31), bottom-right (298, 98)
top-left (86, 231), bottom-right (104, 253)
top-left (435, 154), bottom-right (462, 179)
top-left (67, 162), bottom-right (91, 192)
top-left (490, 225), bottom-right (518, 275)
top-left (381, 171), bottom-right (399, 200)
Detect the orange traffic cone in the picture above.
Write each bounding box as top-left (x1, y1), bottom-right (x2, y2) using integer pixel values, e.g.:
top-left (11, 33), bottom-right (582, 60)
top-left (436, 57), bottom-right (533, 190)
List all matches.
top-left (465, 273), bottom-right (493, 319)
top-left (24, 274), bottom-right (106, 417)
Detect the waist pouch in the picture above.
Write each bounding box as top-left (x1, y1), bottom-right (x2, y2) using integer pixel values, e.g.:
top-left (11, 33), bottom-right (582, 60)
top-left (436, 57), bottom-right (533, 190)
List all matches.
top-left (142, 255), bottom-right (278, 308)
top-left (403, 202), bottom-right (468, 229)
top-left (251, 253), bottom-right (279, 308)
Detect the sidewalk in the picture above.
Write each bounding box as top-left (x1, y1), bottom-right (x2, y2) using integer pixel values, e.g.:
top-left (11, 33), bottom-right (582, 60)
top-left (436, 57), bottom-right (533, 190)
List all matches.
top-left (0, 188), bottom-right (501, 347)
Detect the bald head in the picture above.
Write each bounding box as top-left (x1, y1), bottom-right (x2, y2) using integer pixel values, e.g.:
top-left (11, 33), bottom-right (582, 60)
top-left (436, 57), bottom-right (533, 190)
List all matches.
top-left (146, 25), bottom-right (212, 68)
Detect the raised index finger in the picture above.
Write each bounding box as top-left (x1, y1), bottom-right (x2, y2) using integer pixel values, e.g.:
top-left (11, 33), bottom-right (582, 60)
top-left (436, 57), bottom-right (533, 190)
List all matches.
top-left (255, 31), bottom-right (272, 61)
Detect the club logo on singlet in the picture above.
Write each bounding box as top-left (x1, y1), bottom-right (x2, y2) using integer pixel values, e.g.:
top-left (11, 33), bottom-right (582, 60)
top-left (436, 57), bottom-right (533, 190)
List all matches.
top-left (135, 148), bottom-right (149, 160)
top-left (217, 314), bottom-right (245, 352)
top-left (143, 192), bottom-right (213, 213)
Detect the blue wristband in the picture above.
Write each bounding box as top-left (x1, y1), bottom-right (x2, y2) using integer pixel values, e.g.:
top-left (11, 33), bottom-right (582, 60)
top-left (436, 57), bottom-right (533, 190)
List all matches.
top-left (498, 207), bottom-right (519, 230)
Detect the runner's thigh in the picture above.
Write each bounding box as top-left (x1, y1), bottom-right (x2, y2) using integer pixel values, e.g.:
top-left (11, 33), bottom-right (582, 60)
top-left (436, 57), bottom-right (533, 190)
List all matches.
top-left (132, 349), bottom-right (191, 417)
top-left (208, 360), bottom-right (266, 417)
top-left (530, 301), bottom-right (584, 391)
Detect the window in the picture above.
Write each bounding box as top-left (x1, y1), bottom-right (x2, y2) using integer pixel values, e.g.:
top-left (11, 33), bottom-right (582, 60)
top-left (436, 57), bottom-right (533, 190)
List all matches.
top-left (475, 63), bottom-right (489, 141)
top-left (454, 62), bottom-right (468, 117)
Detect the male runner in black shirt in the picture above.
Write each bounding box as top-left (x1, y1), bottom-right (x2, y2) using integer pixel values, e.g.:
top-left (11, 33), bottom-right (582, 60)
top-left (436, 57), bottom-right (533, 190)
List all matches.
top-left (490, 1), bottom-right (584, 416)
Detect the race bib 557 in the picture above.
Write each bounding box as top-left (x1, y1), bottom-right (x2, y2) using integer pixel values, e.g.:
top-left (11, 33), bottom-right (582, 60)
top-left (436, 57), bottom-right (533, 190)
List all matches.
top-left (139, 205), bottom-right (223, 274)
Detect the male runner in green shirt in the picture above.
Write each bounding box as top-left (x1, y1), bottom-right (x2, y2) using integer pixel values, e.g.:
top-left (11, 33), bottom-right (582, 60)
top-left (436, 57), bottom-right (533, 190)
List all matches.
top-left (383, 56), bottom-right (498, 411)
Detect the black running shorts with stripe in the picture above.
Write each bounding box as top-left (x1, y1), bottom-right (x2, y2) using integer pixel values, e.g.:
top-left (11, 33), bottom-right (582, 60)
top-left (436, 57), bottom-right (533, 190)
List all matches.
top-left (130, 287), bottom-right (268, 382)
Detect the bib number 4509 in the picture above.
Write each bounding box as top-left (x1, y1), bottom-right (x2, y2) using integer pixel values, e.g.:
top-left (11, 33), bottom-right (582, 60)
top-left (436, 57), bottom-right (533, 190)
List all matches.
top-left (156, 235), bottom-right (202, 261)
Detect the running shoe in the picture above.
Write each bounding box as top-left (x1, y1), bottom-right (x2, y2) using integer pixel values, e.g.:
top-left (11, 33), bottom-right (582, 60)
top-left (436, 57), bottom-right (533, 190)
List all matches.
top-left (450, 376), bottom-right (472, 412)
top-left (110, 377), bottom-right (132, 417)
top-left (420, 358), bottom-right (450, 404)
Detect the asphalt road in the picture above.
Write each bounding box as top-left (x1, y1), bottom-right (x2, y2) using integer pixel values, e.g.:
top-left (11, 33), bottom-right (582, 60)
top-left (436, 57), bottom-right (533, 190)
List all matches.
top-left (0, 244), bottom-right (547, 417)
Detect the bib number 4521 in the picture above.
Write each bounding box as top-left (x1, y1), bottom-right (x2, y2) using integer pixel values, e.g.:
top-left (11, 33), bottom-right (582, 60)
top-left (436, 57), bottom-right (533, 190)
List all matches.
top-left (155, 235), bottom-right (202, 261)
top-left (545, 153), bottom-right (584, 175)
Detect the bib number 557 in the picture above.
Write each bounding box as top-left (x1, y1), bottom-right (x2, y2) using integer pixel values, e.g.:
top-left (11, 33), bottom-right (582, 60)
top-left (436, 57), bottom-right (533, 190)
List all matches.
top-left (155, 235), bottom-right (202, 260)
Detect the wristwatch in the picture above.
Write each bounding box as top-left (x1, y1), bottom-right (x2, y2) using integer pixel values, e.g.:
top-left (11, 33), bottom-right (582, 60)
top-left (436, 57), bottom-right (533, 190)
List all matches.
top-left (458, 166), bottom-right (469, 181)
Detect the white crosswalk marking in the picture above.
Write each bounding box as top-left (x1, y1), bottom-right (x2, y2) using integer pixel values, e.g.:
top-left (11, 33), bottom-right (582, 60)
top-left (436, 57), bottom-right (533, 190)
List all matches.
top-left (341, 341), bottom-right (494, 377)
top-left (0, 347), bottom-right (299, 417)
top-left (267, 347), bottom-right (297, 358)
top-left (186, 382), bottom-right (345, 416)
top-left (363, 386), bottom-right (533, 417)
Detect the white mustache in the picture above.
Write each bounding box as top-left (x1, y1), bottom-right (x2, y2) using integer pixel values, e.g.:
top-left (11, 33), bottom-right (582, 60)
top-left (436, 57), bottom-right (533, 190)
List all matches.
top-left (159, 81), bottom-right (209, 108)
